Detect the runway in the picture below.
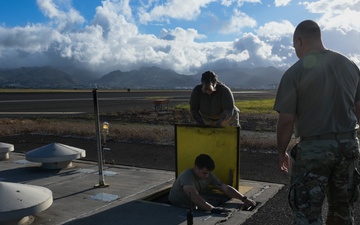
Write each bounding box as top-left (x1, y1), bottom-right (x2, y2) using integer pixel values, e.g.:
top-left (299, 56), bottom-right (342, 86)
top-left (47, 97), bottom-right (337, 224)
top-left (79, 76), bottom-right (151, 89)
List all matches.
top-left (0, 90), bottom-right (275, 115)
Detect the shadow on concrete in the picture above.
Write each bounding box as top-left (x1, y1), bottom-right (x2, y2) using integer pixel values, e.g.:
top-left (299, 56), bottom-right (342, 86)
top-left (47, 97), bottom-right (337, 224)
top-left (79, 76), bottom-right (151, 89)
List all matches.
top-left (62, 200), bottom-right (231, 225)
top-left (0, 167), bottom-right (62, 182)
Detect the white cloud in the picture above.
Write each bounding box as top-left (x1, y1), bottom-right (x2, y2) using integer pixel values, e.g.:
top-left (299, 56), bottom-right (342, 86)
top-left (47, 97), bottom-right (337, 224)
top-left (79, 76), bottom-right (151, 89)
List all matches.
top-left (37, 0), bottom-right (85, 31)
top-left (0, 0), bottom-right (293, 75)
top-left (257, 20), bottom-right (294, 41)
top-left (220, 9), bottom-right (257, 34)
top-left (221, 0), bottom-right (261, 7)
top-left (0, 0), bottom-right (266, 75)
top-left (0, 25), bottom-right (64, 52)
top-left (255, 20), bottom-right (295, 65)
top-left (138, 0), bottom-right (215, 24)
top-left (302, 0), bottom-right (360, 32)
top-left (274, 0), bottom-right (292, 7)
top-left (99, 0), bottom-right (134, 23)
top-left (225, 50), bottom-right (250, 62)
top-left (319, 9), bottom-right (360, 33)
top-left (159, 27), bottom-right (206, 42)
top-left (0, 0), bottom-right (360, 76)
top-left (92, 1), bottom-right (138, 38)
top-left (237, 0), bottom-right (262, 6)
top-left (300, 0), bottom-right (360, 66)
top-left (221, 0), bottom-right (234, 7)
top-left (232, 33), bottom-right (283, 66)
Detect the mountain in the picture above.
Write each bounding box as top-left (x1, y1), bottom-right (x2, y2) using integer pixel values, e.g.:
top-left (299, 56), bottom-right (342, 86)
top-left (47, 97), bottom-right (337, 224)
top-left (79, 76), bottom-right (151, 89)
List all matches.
top-left (0, 66), bottom-right (79, 88)
top-left (0, 66), bottom-right (284, 89)
top-left (94, 66), bottom-right (284, 89)
top-left (94, 66), bottom-right (199, 89)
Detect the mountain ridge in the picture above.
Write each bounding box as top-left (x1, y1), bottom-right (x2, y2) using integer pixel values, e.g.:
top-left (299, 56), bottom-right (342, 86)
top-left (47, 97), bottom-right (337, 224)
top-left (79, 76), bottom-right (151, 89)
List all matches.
top-left (0, 66), bottom-right (284, 89)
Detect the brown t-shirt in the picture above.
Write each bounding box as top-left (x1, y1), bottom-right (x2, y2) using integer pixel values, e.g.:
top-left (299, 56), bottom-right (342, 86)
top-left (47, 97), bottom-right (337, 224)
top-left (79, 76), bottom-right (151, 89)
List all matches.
top-left (189, 83), bottom-right (239, 125)
top-left (274, 50), bottom-right (360, 137)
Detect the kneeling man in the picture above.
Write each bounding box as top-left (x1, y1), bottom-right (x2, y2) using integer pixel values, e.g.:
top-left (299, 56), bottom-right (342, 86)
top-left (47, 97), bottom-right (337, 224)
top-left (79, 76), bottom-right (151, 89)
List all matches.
top-left (168, 154), bottom-right (256, 214)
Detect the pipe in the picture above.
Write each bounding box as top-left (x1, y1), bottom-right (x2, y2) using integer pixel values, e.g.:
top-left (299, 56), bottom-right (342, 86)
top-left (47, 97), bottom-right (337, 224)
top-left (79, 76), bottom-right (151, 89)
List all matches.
top-left (92, 88), bottom-right (109, 188)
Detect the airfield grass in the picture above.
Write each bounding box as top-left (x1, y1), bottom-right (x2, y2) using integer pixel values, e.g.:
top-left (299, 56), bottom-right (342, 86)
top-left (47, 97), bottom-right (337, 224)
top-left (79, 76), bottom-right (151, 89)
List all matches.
top-left (0, 98), bottom-right (282, 151)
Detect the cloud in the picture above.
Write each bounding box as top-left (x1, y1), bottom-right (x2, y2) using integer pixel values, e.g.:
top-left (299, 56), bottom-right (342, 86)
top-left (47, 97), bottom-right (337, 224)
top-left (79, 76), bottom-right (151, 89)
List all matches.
top-left (232, 33), bottom-right (282, 66)
top-left (302, 0), bottom-right (360, 32)
top-left (0, 0), bottom-right (250, 75)
top-left (300, 0), bottom-right (360, 64)
top-left (221, 0), bottom-right (261, 7)
top-left (220, 9), bottom-right (257, 34)
top-left (0, 0), bottom-right (359, 77)
top-left (257, 20), bottom-right (294, 41)
top-left (138, 0), bottom-right (215, 24)
top-left (0, 25), bottom-right (62, 51)
top-left (274, 0), bottom-right (292, 7)
top-left (36, 0), bottom-right (85, 31)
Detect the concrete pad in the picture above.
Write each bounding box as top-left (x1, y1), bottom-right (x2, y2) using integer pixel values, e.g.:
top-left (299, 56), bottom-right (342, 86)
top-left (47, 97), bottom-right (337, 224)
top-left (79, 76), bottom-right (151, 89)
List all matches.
top-left (0, 153), bottom-right (284, 225)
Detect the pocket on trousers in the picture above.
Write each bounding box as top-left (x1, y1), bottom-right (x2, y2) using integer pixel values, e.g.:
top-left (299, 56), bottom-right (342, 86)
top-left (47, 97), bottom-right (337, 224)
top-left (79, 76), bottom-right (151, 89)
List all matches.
top-left (288, 181), bottom-right (309, 210)
top-left (350, 169), bottom-right (360, 203)
top-left (340, 142), bottom-right (360, 161)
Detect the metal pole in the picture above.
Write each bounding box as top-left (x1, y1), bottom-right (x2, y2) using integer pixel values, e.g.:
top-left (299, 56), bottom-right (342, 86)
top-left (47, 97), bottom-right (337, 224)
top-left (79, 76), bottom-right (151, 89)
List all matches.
top-left (93, 88), bottom-right (109, 188)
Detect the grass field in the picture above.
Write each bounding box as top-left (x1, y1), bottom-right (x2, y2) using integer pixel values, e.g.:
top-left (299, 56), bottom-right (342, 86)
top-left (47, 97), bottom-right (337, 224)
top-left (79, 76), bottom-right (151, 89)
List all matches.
top-left (176, 98), bottom-right (276, 114)
top-left (237, 99), bottom-right (276, 114)
top-left (0, 98), bottom-right (282, 151)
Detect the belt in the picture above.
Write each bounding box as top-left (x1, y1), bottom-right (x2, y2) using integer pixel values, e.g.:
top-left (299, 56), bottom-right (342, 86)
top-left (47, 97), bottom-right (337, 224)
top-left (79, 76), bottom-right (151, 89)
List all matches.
top-left (300, 131), bottom-right (357, 142)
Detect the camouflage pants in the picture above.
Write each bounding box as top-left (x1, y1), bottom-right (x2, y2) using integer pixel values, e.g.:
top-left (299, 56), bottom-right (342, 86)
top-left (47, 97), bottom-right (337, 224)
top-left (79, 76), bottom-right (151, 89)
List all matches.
top-left (289, 138), bottom-right (360, 225)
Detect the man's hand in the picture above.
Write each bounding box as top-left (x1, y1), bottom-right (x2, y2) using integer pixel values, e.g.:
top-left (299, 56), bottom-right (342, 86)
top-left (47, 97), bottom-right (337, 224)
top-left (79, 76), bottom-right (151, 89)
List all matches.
top-left (276, 112), bottom-right (294, 173)
top-left (278, 152), bottom-right (290, 173)
top-left (211, 207), bottom-right (231, 214)
top-left (243, 198), bottom-right (257, 208)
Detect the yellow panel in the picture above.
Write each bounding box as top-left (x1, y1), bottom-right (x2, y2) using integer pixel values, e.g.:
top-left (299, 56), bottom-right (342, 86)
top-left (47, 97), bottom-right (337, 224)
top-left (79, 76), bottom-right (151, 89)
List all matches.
top-left (175, 125), bottom-right (240, 188)
top-left (238, 185), bottom-right (253, 194)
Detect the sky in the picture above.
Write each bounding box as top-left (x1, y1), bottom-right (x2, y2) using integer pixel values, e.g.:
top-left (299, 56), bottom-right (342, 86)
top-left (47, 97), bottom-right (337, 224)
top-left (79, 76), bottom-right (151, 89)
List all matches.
top-left (0, 0), bottom-right (360, 77)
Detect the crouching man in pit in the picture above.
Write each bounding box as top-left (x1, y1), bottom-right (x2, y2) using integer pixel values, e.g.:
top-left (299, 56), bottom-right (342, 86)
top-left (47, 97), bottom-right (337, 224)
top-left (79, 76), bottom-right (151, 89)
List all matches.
top-left (168, 154), bottom-right (256, 214)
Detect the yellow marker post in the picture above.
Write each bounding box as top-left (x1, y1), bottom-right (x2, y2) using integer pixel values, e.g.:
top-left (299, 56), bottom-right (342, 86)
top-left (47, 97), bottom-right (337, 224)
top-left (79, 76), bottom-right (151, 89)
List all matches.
top-left (175, 124), bottom-right (240, 189)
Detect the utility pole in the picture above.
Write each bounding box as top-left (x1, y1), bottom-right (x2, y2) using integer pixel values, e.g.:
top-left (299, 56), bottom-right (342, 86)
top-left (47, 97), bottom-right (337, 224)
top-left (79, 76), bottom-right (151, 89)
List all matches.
top-left (93, 88), bottom-right (109, 188)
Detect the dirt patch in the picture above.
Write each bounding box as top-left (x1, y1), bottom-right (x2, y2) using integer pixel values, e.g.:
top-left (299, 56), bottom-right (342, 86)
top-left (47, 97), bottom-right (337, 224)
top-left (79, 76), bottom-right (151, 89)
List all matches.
top-left (99, 109), bottom-right (277, 132)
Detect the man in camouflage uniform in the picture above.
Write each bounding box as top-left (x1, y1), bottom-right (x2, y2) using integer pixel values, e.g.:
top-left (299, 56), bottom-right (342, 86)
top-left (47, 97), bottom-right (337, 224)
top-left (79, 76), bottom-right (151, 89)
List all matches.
top-left (274, 20), bottom-right (360, 224)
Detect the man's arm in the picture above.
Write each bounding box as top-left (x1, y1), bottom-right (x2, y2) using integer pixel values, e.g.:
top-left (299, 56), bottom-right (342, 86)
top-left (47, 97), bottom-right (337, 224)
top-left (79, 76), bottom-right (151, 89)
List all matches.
top-left (217, 86), bottom-right (236, 126)
top-left (189, 87), bottom-right (205, 125)
top-left (215, 183), bottom-right (256, 207)
top-left (183, 185), bottom-right (214, 211)
top-left (216, 109), bottom-right (233, 127)
top-left (276, 112), bottom-right (295, 173)
top-left (190, 109), bottom-right (205, 125)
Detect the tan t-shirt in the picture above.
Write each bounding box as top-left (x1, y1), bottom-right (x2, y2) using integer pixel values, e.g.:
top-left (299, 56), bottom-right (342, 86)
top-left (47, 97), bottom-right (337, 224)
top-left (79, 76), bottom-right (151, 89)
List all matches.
top-left (274, 50), bottom-right (360, 137)
top-left (189, 83), bottom-right (239, 126)
top-left (168, 168), bottom-right (220, 208)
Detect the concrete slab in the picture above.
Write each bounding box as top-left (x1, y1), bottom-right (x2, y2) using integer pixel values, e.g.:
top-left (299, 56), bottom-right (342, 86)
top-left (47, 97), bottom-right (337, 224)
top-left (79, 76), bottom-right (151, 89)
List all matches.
top-left (0, 153), bottom-right (284, 225)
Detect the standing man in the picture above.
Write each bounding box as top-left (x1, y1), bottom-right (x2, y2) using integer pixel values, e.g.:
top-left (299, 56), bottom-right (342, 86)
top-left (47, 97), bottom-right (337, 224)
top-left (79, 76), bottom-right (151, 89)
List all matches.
top-left (168, 154), bottom-right (256, 213)
top-left (274, 20), bottom-right (360, 224)
top-left (190, 71), bottom-right (240, 127)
